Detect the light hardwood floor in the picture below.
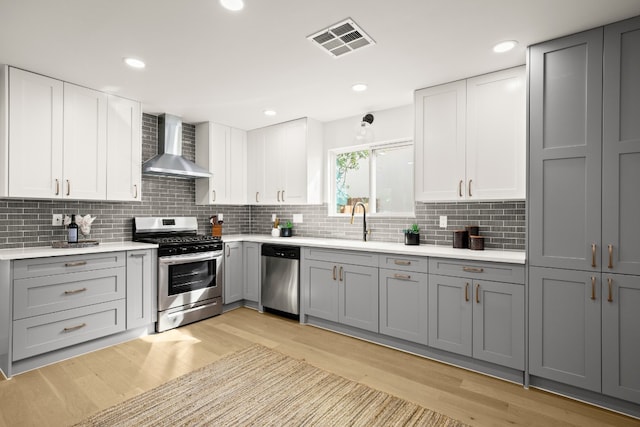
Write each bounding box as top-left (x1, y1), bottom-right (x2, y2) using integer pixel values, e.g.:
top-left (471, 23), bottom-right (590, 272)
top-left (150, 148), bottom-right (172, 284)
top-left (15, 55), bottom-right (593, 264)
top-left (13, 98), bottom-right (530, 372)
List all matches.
top-left (0, 307), bottom-right (637, 427)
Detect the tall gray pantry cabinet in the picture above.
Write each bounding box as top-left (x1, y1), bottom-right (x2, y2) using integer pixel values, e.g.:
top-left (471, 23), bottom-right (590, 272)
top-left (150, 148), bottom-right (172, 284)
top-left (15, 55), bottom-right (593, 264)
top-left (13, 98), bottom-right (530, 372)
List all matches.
top-left (528, 15), bottom-right (640, 412)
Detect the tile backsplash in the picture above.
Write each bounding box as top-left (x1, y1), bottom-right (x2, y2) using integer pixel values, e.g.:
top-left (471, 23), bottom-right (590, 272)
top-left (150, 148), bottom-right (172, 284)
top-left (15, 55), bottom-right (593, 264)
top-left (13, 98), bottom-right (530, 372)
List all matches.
top-left (0, 113), bottom-right (524, 250)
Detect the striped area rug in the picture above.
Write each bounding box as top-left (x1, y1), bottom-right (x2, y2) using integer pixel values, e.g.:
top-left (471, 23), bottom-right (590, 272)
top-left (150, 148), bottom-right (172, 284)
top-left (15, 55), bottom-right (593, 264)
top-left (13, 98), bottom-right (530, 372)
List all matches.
top-left (75, 344), bottom-right (467, 426)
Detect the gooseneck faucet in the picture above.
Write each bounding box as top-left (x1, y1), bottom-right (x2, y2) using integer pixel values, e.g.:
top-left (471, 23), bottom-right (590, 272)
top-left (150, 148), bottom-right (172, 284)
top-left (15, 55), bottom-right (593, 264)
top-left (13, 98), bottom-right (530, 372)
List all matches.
top-left (350, 201), bottom-right (369, 241)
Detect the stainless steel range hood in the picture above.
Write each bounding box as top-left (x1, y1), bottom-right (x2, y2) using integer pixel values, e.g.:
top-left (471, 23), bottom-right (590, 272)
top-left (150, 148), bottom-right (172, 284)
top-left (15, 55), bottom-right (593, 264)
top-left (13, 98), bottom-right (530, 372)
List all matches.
top-left (142, 114), bottom-right (212, 178)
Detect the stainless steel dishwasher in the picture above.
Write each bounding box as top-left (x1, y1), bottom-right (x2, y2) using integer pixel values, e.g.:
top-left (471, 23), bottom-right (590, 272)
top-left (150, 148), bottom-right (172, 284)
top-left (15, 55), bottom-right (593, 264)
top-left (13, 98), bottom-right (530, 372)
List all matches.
top-left (261, 244), bottom-right (300, 317)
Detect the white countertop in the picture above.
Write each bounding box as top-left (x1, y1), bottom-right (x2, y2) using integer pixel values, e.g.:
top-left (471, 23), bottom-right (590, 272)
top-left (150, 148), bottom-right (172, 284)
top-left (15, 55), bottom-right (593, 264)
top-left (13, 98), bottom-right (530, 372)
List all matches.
top-left (0, 242), bottom-right (158, 261)
top-left (223, 234), bottom-right (526, 264)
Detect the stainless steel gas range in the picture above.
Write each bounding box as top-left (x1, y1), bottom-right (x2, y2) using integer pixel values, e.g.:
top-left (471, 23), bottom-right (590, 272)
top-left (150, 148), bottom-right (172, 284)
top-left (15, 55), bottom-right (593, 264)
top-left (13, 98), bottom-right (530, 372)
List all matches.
top-left (133, 217), bottom-right (223, 332)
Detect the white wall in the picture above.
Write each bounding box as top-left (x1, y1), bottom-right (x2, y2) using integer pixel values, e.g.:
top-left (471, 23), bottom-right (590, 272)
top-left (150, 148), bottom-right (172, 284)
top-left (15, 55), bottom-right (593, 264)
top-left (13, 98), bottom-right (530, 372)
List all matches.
top-left (322, 104), bottom-right (413, 202)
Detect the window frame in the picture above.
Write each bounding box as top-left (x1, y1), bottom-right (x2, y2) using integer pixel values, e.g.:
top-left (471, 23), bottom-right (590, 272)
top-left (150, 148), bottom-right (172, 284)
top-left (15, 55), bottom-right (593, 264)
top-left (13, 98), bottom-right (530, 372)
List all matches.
top-left (328, 138), bottom-right (415, 218)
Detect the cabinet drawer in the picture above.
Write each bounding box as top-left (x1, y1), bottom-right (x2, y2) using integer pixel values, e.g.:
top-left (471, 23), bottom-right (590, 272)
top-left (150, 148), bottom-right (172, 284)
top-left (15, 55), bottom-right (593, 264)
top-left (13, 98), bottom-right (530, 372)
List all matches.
top-left (14, 267), bottom-right (125, 320)
top-left (13, 252), bottom-right (125, 279)
top-left (303, 247), bottom-right (378, 267)
top-left (13, 300), bottom-right (126, 361)
top-left (379, 254), bottom-right (428, 273)
top-left (429, 258), bottom-right (524, 284)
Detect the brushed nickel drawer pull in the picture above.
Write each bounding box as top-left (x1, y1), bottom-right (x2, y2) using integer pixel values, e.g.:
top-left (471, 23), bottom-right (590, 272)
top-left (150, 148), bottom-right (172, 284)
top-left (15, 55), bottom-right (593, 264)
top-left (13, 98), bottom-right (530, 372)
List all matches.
top-left (458, 180), bottom-right (463, 197)
top-left (64, 261), bottom-right (87, 267)
top-left (468, 179), bottom-right (473, 197)
top-left (277, 190), bottom-right (281, 202)
top-left (591, 277), bottom-right (596, 300)
top-left (607, 277), bottom-right (613, 302)
top-left (463, 266), bottom-right (484, 273)
top-left (134, 184), bottom-right (138, 198)
top-left (608, 244), bottom-right (613, 269)
top-left (64, 287), bottom-right (87, 295)
top-left (66, 179), bottom-right (70, 196)
top-left (393, 273), bottom-right (411, 280)
top-left (464, 283), bottom-right (469, 302)
top-left (394, 260), bottom-right (411, 266)
top-left (63, 323), bottom-right (86, 332)
top-left (339, 266), bottom-right (343, 282)
top-left (332, 266), bottom-right (337, 281)
top-left (591, 243), bottom-right (597, 268)
top-left (282, 190), bottom-right (285, 202)
top-left (212, 190), bottom-right (216, 202)
top-left (55, 179), bottom-right (60, 195)
top-left (255, 192), bottom-right (259, 203)
top-left (475, 284), bottom-right (480, 303)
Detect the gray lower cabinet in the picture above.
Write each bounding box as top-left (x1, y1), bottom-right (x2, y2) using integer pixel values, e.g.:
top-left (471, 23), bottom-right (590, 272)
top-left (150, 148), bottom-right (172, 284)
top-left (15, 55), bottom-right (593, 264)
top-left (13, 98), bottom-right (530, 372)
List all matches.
top-left (243, 242), bottom-right (260, 303)
top-left (304, 252), bottom-right (379, 333)
top-left (602, 273), bottom-right (640, 403)
top-left (126, 249), bottom-right (156, 330)
top-left (429, 259), bottom-right (525, 370)
top-left (224, 242), bottom-right (244, 304)
top-left (379, 268), bottom-right (428, 345)
top-left (529, 267), bottom-right (601, 392)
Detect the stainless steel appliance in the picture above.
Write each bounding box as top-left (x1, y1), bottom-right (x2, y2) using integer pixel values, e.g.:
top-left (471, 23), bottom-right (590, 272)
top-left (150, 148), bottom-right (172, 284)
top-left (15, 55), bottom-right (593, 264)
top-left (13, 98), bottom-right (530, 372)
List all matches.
top-left (133, 217), bottom-right (223, 332)
top-left (261, 244), bottom-right (300, 317)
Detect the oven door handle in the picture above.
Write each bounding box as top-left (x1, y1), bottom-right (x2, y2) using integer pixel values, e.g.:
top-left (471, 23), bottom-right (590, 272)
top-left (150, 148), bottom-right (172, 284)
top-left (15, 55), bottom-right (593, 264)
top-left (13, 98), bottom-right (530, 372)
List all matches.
top-left (159, 252), bottom-right (220, 265)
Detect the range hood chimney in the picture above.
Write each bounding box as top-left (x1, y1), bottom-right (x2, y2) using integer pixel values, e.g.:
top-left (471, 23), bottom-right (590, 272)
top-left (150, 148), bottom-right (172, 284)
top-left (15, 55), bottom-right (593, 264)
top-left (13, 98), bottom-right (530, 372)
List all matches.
top-left (142, 114), bottom-right (212, 178)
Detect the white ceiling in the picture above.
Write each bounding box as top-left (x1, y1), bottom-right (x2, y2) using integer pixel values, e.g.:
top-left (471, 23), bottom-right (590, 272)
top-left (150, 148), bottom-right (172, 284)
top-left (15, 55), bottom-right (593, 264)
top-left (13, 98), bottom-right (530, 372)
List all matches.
top-left (1, 0), bottom-right (639, 130)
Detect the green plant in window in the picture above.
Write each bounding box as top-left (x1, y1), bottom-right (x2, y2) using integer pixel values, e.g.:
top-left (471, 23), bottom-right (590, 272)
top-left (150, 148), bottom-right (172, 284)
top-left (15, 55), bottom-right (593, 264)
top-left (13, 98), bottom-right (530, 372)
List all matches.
top-left (336, 150), bottom-right (369, 208)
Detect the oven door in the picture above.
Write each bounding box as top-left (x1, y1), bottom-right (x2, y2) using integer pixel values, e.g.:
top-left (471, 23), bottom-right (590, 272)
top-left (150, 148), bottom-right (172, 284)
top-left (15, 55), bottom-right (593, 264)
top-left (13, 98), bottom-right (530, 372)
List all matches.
top-left (158, 251), bottom-right (223, 311)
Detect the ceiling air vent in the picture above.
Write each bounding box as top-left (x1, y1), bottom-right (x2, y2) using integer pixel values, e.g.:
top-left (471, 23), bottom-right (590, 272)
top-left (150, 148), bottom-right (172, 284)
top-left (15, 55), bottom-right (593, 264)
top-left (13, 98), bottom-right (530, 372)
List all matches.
top-left (307, 18), bottom-right (375, 58)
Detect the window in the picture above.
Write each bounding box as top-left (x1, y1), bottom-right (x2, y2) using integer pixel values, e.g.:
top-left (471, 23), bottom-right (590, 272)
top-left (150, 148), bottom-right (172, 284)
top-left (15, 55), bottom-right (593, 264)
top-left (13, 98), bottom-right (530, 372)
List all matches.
top-left (330, 140), bottom-right (414, 216)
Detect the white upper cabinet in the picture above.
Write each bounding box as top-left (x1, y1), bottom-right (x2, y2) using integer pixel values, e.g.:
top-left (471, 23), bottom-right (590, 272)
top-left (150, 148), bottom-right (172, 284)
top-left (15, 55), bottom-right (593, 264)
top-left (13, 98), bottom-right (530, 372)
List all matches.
top-left (6, 67), bottom-right (64, 199)
top-left (106, 95), bottom-right (141, 201)
top-left (195, 122), bottom-right (247, 205)
top-left (1, 67), bottom-right (142, 201)
top-left (246, 117), bottom-right (322, 205)
top-left (63, 82), bottom-right (107, 200)
top-left (415, 66), bottom-right (526, 201)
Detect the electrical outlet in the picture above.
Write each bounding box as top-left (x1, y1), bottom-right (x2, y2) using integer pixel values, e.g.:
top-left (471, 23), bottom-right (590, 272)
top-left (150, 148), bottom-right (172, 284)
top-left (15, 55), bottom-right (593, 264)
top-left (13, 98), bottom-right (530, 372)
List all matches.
top-left (271, 213), bottom-right (277, 221)
top-left (293, 214), bottom-right (303, 224)
top-left (439, 215), bottom-right (447, 228)
top-left (217, 213), bottom-right (224, 222)
top-left (52, 214), bottom-right (63, 226)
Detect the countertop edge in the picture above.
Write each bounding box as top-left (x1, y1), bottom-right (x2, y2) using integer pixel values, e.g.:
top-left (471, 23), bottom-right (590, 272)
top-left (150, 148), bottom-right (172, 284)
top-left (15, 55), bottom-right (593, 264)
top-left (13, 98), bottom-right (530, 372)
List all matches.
top-left (0, 242), bottom-right (158, 261)
top-left (222, 234), bottom-right (526, 264)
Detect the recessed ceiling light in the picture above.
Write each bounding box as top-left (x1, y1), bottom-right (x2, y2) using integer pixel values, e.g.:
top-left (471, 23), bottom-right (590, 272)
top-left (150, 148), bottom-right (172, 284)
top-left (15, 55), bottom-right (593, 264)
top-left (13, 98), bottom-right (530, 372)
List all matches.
top-left (493, 40), bottom-right (518, 53)
top-left (220, 0), bottom-right (244, 11)
top-left (352, 83), bottom-right (368, 92)
top-left (124, 57), bottom-right (146, 69)
top-left (263, 110), bottom-right (277, 116)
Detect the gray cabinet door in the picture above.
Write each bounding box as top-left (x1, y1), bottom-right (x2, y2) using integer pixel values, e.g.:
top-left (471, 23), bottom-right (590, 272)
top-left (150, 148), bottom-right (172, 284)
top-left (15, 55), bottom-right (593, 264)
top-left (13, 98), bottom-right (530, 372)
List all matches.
top-left (224, 242), bottom-right (243, 304)
top-left (243, 242), bottom-right (260, 303)
top-left (126, 249), bottom-right (155, 329)
top-left (304, 259), bottom-right (339, 322)
top-left (528, 28), bottom-right (602, 271)
top-left (472, 280), bottom-right (524, 370)
top-left (602, 16), bottom-right (640, 276)
top-left (339, 264), bottom-right (379, 333)
top-left (428, 274), bottom-right (472, 356)
top-left (379, 269), bottom-right (428, 345)
top-left (602, 273), bottom-right (640, 404)
top-left (529, 267), bottom-right (601, 392)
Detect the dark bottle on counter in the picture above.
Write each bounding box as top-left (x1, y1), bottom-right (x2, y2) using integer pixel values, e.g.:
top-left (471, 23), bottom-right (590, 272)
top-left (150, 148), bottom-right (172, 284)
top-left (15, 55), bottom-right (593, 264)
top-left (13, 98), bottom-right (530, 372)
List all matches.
top-left (68, 214), bottom-right (79, 244)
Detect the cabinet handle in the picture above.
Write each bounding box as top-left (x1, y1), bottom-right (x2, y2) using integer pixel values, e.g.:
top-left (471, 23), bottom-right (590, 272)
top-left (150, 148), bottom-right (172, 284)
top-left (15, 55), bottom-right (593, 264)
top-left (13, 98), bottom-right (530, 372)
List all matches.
top-left (608, 244), bottom-right (613, 269)
top-left (256, 192), bottom-right (260, 203)
top-left (463, 266), bottom-right (484, 273)
top-left (591, 243), bottom-right (597, 268)
top-left (64, 261), bottom-right (87, 267)
top-left (458, 180), bottom-right (463, 197)
top-left (607, 277), bottom-right (613, 302)
top-left (282, 190), bottom-right (285, 202)
top-left (468, 179), bottom-right (473, 197)
top-left (212, 190), bottom-right (216, 202)
top-left (475, 284), bottom-right (480, 303)
top-left (64, 287), bottom-right (87, 295)
top-left (464, 283), bottom-right (469, 302)
top-left (134, 184), bottom-right (138, 198)
top-left (393, 273), bottom-right (411, 280)
top-left (129, 253), bottom-right (146, 258)
top-left (63, 323), bottom-right (86, 333)
top-left (393, 260), bottom-right (411, 266)
top-left (277, 190), bottom-right (281, 202)
top-left (55, 179), bottom-right (60, 195)
top-left (591, 277), bottom-right (596, 300)
top-left (66, 179), bottom-right (71, 196)
top-left (339, 266), bottom-right (343, 281)
top-left (332, 265), bottom-right (337, 281)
